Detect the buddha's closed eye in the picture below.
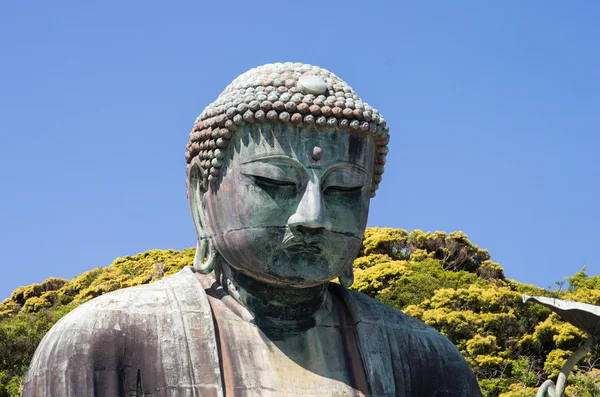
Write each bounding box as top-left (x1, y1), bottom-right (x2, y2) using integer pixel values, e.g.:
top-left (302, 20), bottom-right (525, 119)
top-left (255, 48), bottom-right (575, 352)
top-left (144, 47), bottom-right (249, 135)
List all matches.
top-left (324, 185), bottom-right (363, 193)
top-left (322, 167), bottom-right (368, 195)
top-left (240, 160), bottom-right (300, 190)
top-left (248, 174), bottom-right (297, 188)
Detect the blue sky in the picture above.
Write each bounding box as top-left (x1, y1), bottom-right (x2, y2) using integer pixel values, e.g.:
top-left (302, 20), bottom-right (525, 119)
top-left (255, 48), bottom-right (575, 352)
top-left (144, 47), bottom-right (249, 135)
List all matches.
top-left (1, 1), bottom-right (598, 299)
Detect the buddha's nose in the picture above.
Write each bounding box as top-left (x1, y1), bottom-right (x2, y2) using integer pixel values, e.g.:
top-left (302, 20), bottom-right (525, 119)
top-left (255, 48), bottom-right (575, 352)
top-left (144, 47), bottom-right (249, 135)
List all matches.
top-left (287, 182), bottom-right (332, 232)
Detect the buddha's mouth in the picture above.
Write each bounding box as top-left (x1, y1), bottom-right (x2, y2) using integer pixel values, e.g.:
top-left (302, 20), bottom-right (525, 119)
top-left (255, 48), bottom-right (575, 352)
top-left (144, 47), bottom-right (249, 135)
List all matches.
top-left (280, 236), bottom-right (327, 255)
top-left (284, 243), bottom-right (324, 255)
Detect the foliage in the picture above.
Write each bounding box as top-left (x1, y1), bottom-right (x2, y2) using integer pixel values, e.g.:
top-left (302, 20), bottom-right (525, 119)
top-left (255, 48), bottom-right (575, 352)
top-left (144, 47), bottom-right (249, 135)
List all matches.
top-left (357, 228), bottom-right (599, 396)
top-left (360, 228), bottom-right (493, 273)
top-left (0, 229), bottom-right (598, 396)
top-left (566, 369), bottom-right (600, 397)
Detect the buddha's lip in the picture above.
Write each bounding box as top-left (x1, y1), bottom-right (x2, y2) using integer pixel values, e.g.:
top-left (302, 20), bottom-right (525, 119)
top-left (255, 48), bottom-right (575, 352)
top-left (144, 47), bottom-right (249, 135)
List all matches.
top-left (284, 243), bottom-right (324, 254)
top-left (280, 238), bottom-right (326, 253)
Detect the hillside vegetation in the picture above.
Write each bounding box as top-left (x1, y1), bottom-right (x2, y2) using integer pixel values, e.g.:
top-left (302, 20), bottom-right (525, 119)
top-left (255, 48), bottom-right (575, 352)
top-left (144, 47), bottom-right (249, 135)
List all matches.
top-left (1, 228), bottom-right (599, 396)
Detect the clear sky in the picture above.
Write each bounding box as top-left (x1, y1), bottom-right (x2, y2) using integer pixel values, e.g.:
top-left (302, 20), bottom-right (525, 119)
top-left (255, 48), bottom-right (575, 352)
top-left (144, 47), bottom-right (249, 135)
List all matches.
top-left (1, 1), bottom-right (598, 299)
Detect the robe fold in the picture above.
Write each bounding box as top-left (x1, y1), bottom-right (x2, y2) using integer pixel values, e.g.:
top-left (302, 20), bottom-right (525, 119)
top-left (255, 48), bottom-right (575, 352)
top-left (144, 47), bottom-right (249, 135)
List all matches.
top-left (23, 267), bottom-right (482, 397)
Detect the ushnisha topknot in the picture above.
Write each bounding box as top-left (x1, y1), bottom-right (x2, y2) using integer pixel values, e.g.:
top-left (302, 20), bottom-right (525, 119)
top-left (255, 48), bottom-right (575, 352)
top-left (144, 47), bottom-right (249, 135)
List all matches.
top-left (185, 62), bottom-right (390, 197)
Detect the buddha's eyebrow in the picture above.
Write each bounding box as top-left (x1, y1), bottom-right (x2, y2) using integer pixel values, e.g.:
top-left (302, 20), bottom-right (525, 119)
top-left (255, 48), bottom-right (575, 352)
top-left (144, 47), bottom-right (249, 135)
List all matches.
top-left (319, 162), bottom-right (369, 174)
top-left (240, 155), bottom-right (302, 168)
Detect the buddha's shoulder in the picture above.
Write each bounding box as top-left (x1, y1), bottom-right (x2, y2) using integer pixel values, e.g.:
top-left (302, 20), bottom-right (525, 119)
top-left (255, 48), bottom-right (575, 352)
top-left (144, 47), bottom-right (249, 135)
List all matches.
top-left (340, 287), bottom-right (430, 330)
top-left (338, 288), bottom-right (482, 396)
top-left (339, 287), bottom-right (463, 356)
top-left (39, 266), bottom-right (208, 343)
top-left (25, 267), bottom-right (222, 393)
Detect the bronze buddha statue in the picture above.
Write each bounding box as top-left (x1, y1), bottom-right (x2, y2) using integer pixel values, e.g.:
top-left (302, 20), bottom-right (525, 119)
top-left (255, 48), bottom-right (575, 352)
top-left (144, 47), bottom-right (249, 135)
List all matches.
top-left (23, 63), bottom-right (482, 396)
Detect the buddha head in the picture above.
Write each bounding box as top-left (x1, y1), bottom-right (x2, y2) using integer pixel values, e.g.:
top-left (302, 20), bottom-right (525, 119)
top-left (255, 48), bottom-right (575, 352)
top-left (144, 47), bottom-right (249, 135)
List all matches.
top-left (185, 63), bottom-right (389, 289)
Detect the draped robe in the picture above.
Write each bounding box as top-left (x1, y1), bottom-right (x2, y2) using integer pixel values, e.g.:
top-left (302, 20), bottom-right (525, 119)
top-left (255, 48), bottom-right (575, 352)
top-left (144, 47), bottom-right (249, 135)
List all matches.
top-left (23, 267), bottom-right (482, 396)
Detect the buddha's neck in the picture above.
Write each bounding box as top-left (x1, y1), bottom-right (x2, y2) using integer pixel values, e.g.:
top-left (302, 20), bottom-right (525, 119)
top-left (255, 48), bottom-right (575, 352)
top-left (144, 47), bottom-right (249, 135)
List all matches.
top-left (214, 261), bottom-right (331, 332)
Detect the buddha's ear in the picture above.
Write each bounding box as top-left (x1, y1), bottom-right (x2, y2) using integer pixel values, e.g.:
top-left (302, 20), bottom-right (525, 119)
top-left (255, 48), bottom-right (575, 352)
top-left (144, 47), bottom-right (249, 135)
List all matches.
top-left (187, 161), bottom-right (215, 273)
top-left (338, 264), bottom-right (355, 288)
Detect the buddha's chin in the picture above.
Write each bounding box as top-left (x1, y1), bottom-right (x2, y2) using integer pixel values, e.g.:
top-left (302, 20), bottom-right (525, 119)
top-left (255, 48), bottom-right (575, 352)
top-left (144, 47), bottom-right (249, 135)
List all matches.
top-left (232, 252), bottom-right (343, 288)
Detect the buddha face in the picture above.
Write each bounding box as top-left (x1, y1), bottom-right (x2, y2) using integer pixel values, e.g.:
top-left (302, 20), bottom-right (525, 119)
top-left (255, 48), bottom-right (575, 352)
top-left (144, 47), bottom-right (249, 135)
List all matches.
top-left (201, 124), bottom-right (375, 287)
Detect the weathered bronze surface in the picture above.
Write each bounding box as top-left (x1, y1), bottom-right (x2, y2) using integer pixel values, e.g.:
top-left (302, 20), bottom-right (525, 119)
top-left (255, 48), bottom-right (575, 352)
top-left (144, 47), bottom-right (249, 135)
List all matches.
top-left (23, 63), bottom-right (482, 396)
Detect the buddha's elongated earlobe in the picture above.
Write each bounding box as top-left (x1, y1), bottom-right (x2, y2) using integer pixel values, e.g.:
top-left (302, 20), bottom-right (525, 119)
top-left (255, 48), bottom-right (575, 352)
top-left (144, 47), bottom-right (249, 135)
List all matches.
top-left (193, 239), bottom-right (203, 270)
top-left (189, 161), bottom-right (215, 273)
top-left (339, 265), bottom-right (354, 288)
top-left (193, 238), bottom-right (216, 274)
